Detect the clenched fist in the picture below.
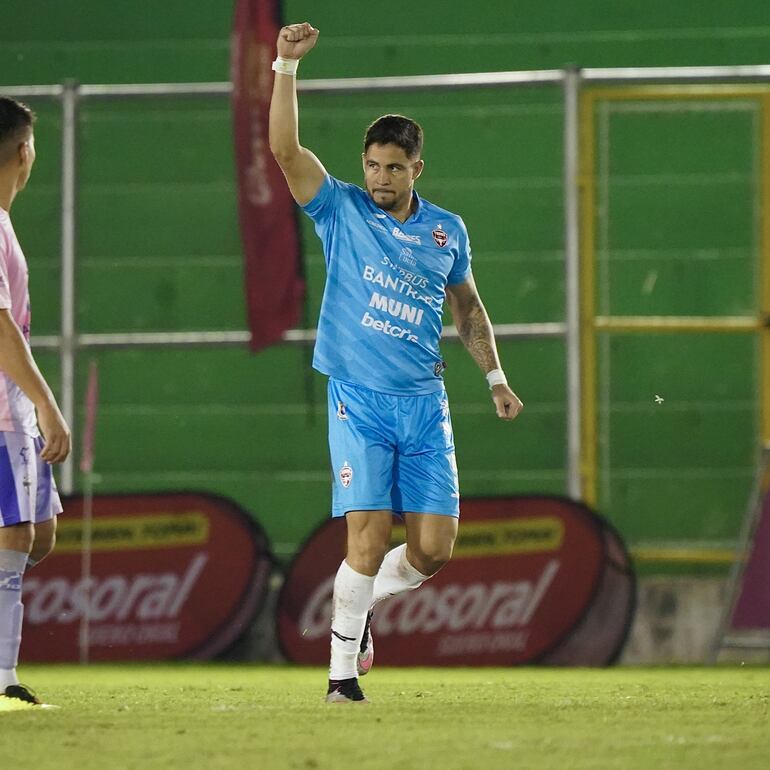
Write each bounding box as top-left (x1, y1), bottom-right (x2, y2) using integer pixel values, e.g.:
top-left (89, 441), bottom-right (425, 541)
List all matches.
top-left (491, 384), bottom-right (524, 421)
top-left (277, 22), bottom-right (319, 60)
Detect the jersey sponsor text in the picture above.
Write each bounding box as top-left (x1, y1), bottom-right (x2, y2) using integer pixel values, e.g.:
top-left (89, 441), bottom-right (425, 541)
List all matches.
top-left (361, 311), bottom-right (418, 343)
top-left (368, 291), bottom-right (425, 325)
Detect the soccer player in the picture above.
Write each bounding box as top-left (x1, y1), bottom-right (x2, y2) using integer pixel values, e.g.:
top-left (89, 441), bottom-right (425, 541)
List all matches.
top-left (269, 23), bottom-right (523, 703)
top-left (0, 97), bottom-right (71, 709)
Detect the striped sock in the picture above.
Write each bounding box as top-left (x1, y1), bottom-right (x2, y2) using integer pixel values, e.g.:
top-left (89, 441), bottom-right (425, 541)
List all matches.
top-left (0, 549), bottom-right (28, 689)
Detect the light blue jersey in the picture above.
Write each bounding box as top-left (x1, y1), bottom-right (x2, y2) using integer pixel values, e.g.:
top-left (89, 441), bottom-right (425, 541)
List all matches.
top-left (302, 175), bottom-right (472, 395)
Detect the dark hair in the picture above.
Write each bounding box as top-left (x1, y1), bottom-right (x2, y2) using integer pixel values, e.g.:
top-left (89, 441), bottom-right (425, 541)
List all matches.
top-left (363, 114), bottom-right (423, 159)
top-left (0, 97), bottom-right (35, 164)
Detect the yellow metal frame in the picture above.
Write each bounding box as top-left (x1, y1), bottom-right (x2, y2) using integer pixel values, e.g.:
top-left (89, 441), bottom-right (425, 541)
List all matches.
top-left (630, 546), bottom-right (737, 566)
top-left (594, 316), bottom-right (761, 333)
top-left (580, 85), bottom-right (770, 509)
top-left (763, 95), bottom-right (770, 449)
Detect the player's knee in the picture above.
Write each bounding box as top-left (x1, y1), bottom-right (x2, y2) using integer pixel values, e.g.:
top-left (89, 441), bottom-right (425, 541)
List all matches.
top-left (29, 534), bottom-right (55, 565)
top-left (29, 519), bottom-right (56, 565)
top-left (410, 541), bottom-right (454, 576)
top-left (0, 521), bottom-right (34, 554)
top-left (346, 540), bottom-right (388, 575)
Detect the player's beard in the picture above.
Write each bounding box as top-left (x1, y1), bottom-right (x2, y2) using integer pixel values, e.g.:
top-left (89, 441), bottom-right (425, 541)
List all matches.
top-left (368, 187), bottom-right (403, 212)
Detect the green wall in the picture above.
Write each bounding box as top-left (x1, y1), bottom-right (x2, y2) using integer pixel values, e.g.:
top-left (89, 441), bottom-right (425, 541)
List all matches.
top-left (588, 97), bottom-right (759, 549)
top-left (1, 1), bottom-right (765, 563)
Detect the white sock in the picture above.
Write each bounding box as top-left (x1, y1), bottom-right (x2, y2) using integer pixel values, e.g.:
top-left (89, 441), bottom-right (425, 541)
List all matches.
top-left (0, 549), bottom-right (28, 689)
top-left (371, 543), bottom-right (430, 607)
top-left (0, 668), bottom-right (19, 688)
top-left (329, 560), bottom-right (375, 681)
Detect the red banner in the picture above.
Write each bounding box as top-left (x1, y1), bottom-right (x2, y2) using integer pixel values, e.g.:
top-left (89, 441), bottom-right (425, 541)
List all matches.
top-left (231, 0), bottom-right (304, 350)
top-left (731, 484), bottom-right (770, 630)
top-left (277, 496), bottom-right (635, 666)
top-left (21, 493), bottom-right (272, 662)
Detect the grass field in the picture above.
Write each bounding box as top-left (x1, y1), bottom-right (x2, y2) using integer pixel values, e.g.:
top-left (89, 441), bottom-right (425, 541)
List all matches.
top-left (1, 665), bottom-right (768, 769)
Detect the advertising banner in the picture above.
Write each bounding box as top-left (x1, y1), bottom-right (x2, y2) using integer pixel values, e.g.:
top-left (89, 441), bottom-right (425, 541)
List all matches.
top-left (21, 493), bottom-right (272, 662)
top-left (278, 496), bottom-right (635, 666)
top-left (232, 0), bottom-right (305, 350)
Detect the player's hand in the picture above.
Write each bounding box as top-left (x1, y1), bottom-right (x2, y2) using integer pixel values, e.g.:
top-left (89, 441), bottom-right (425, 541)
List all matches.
top-left (491, 384), bottom-right (523, 421)
top-left (277, 22), bottom-right (319, 60)
top-left (37, 402), bottom-right (72, 464)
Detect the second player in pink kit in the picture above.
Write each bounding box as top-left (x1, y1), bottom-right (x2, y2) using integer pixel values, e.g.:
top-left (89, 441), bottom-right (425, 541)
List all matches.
top-left (0, 97), bottom-right (71, 710)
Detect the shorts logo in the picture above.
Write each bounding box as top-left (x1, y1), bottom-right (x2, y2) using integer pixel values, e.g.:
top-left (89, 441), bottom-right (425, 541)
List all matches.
top-left (336, 401), bottom-right (348, 421)
top-left (339, 462), bottom-right (353, 489)
top-left (432, 225), bottom-right (448, 248)
top-left (19, 447), bottom-right (31, 496)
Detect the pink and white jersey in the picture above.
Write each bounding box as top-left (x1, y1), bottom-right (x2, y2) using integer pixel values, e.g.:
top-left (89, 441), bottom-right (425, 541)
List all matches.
top-left (0, 207), bottom-right (38, 436)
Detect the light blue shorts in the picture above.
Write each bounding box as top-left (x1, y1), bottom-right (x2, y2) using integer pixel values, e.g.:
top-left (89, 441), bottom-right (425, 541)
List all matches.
top-left (327, 378), bottom-right (460, 519)
top-left (0, 431), bottom-right (63, 527)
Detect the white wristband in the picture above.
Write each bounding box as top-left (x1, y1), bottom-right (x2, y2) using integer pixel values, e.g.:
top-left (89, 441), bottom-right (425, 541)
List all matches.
top-left (271, 56), bottom-right (299, 76)
top-left (486, 369), bottom-right (508, 389)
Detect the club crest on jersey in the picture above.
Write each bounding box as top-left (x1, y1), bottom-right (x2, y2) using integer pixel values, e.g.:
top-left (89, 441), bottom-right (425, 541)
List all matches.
top-left (432, 225), bottom-right (448, 248)
top-left (339, 462), bottom-right (353, 488)
top-left (336, 401), bottom-right (348, 421)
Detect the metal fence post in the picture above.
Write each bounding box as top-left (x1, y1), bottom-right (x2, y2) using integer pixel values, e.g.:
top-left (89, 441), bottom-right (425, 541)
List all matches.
top-left (563, 67), bottom-right (582, 500)
top-left (60, 80), bottom-right (78, 494)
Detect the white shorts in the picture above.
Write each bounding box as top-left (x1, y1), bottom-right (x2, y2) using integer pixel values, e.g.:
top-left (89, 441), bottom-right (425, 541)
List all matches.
top-left (0, 431), bottom-right (63, 527)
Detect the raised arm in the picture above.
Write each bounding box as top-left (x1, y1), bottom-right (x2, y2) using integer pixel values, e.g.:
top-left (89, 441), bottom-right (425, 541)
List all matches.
top-left (446, 276), bottom-right (524, 421)
top-left (269, 22), bottom-right (327, 205)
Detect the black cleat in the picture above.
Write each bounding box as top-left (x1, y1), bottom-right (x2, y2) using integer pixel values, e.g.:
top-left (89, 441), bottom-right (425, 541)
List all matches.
top-left (326, 677), bottom-right (369, 704)
top-left (0, 684), bottom-right (58, 710)
top-left (4, 684), bottom-right (42, 704)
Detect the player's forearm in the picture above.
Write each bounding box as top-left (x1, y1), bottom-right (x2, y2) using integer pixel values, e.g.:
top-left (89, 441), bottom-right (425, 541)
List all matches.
top-left (269, 71), bottom-right (302, 163)
top-left (456, 298), bottom-right (502, 374)
top-left (0, 313), bottom-right (59, 412)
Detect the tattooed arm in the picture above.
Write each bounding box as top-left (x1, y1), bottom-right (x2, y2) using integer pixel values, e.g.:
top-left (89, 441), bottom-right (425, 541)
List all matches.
top-left (446, 276), bottom-right (523, 421)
